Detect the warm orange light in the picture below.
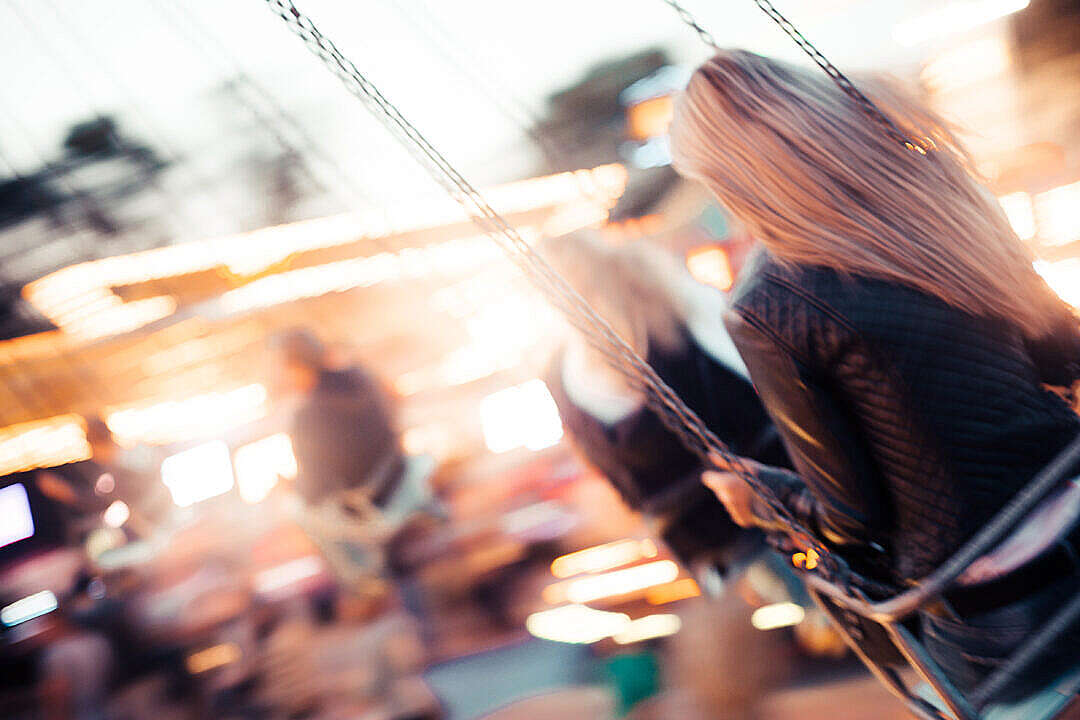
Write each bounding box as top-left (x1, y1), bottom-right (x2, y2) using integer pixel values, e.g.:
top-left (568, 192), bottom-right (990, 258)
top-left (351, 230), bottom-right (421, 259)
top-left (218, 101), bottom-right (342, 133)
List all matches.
top-left (0, 415), bottom-right (90, 476)
top-left (551, 539), bottom-right (658, 579)
top-left (627, 96), bottom-right (675, 140)
top-left (602, 215), bottom-right (664, 241)
top-left (792, 549), bottom-right (820, 571)
top-left (186, 643), bottom-right (241, 674)
top-left (645, 578), bottom-right (701, 605)
top-left (686, 246), bottom-right (734, 291)
top-left (19, 164), bottom-right (627, 345)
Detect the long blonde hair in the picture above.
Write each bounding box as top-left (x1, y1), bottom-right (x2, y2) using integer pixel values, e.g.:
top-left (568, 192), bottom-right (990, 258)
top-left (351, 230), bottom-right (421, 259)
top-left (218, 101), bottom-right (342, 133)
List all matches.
top-left (671, 50), bottom-right (1065, 339)
top-left (541, 231), bottom-right (690, 358)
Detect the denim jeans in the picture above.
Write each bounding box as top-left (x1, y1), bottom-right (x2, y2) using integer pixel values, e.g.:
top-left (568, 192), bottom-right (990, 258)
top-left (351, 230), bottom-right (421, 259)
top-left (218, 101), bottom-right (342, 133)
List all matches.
top-left (921, 573), bottom-right (1080, 702)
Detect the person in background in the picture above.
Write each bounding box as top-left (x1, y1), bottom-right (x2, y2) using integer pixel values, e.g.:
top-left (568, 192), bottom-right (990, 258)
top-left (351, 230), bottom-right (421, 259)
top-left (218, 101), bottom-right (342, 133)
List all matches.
top-left (670, 49), bottom-right (1080, 698)
top-left (35, 419), bottom-right (112, 514)
top-left (85, 416), bottom-right (168, 528)
top-left (541, 234), bottom-right (841, 718)
top-left (31, 418), bottom-right (118, 547)
top-left (269, 329), bottom-right (440, 625)
top-left (270, 328), bottom-right (404, 509)
top-left (36, 417), bottom-right (165, 538)
top-left (542, 232), bottom-right (790, 572)
top-left (37, 610), bottom-right (114, 720)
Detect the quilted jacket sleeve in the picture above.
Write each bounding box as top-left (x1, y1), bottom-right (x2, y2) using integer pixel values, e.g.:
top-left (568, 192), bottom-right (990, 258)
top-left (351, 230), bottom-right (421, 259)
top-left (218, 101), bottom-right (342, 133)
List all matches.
top-left (722, 308), bottom-right (887, 549)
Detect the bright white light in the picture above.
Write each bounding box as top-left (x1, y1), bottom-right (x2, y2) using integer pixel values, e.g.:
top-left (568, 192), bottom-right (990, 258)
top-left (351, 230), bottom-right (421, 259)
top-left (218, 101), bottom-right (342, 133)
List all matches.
top-left (1035, 258), bottom-right (1080, 310)
top-left (526, 604), bottom-right (630, 644)
top-left (546, 560), bottom-right (681, 604)
top-left (254, 556), bottom-right (324, 594)
top-left (1034, 180), bottom-right (1080, 248)
top-left (751, 602), bottom-right (806, 631)
top-left (0, 483), bottom-right (35, 549)
top-left (396, 294), bottom-right (556, 396)
top-left (481, 379), bottom-right (563, 454)
top-left (613, 614), bottom-right (682, 644)
top-left (999, 192), bottom-right (1036, 241)
top-left (895, 0), bottom-right (1030, 47)
top-left (921, 35), bottom-right (1012, 94)
top-left (103, 500), bottom-right (130, 528)
top-left (2, 590), bottom-right (58, 627)
top-left (107, 384), bottom-right (267, 446)
top-left (686, 246), bottom-right (734, 291)
top-left (551, 539), bottom-right (658, 578)
top-left (161, 441), bottom-right (235, 507)
top-left (234, 433), bottom-right (297, 504)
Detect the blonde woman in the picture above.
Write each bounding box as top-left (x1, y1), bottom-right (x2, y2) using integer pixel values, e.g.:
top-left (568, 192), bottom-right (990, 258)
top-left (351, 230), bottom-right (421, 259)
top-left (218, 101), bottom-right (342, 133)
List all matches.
top-left (541, 232), bottom-right (790, 569)
top-left (670, 49), bottom-right (1080, 697)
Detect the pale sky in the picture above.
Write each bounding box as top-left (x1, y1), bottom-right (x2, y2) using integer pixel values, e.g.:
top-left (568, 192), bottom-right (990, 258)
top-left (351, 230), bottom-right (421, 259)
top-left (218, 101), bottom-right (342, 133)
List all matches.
top-left (0, 0), bottom-right (954, 218)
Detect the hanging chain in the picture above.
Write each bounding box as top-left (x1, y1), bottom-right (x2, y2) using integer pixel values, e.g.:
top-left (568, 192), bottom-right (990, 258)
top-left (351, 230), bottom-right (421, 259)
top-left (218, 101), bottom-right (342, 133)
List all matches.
top-left (660, 0), bottom-right (720, 50)
top-left (261, 0), bottom-right (840, 570)
top-left (665, 0), bottom-right (927, 154)
top-left (751, 0), bottom-right (926, 153)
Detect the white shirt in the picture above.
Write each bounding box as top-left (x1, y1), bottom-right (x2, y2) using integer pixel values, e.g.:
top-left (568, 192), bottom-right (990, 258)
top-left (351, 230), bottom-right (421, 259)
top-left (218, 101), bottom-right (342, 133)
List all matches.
top-left (560, 279), bottom-right (749, 425)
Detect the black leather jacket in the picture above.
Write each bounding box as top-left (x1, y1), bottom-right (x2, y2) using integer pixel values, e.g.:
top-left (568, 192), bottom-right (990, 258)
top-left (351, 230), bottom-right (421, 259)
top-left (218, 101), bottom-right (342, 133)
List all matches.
top-left (546, 324), bottom-right (791, 567)
top-left (726, 253), bottom-right (1080, 582)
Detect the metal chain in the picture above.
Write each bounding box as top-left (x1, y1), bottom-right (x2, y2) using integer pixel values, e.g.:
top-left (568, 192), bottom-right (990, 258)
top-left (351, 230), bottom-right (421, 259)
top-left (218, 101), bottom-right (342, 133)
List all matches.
top-left (660, 0), bottom-right (720, 50)
top-left (261, 0), bottom-right (838, 569)
top-left (665, 0), bottom-right (927, 154)
top-left (751, 0), bottom-right (926, 154)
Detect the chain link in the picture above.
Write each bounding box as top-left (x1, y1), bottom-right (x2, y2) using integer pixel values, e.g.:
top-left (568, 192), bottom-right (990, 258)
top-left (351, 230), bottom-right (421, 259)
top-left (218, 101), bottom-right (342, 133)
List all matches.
top-left (261, 0), bottom-right (841, 570)
top-left (664, 0), bottom-right (927, 154)
top-left (660, 0), bottom-right (720, 50)
top-left (750, 0), bottom-right (926, 154)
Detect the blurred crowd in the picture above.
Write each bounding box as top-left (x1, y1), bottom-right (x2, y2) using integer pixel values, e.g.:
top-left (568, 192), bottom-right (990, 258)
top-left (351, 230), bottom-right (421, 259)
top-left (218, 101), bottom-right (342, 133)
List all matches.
top-left (0, 230), bottom-right (888, 720)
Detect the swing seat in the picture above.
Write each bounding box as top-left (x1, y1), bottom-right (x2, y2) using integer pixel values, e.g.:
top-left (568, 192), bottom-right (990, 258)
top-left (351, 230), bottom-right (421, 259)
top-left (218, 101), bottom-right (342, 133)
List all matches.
top-left (803, 436), bottom-right (1080, 720)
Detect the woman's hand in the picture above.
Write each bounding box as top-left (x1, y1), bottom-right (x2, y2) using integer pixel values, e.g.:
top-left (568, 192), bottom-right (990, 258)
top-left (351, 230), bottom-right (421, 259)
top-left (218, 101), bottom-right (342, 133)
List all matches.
top-left (702, 455), bottom-right (762, 528)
